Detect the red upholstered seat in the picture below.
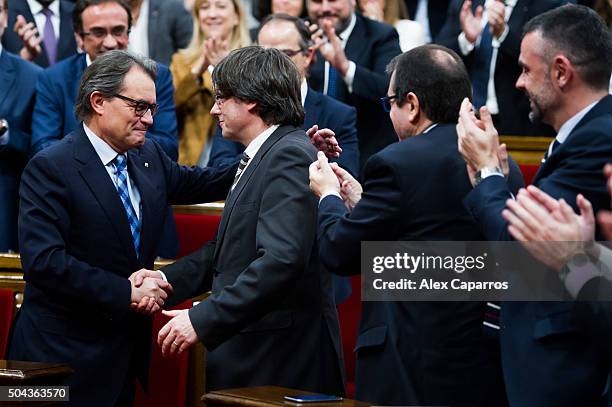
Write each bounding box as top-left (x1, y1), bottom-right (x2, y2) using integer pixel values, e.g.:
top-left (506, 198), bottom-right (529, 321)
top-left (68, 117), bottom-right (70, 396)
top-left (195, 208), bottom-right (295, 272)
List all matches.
top-left (337, 276), bottom-right (362, 398)
top-left (0, 288), bottom-right (14, 358)
top-left (519, 163), bottom-right (539, 185)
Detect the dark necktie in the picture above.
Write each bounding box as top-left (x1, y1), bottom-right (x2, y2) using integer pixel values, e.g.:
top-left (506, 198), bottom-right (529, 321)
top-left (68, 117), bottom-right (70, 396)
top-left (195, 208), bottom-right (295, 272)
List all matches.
top-left (327, 65), bottom-right (339, 99)
top-left (113, 154), bottom-right (141, 256)
top-left (471, 23), bottom-right (493, 109)
top-left (483, 301), bottom-right (501, 338)
top-left (41, 7), bottom-right (57, 65)
top-left (231, 152), bottom-right (250, 190)
top-left (543, 139), bottom-right (561, 161)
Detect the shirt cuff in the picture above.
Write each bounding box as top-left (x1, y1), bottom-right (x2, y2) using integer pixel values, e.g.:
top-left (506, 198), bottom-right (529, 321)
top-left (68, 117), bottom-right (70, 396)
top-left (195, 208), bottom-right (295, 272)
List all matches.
top-left (0, 126), bottom-right (9, 146)
top-left (343, 61), bottom-right (356, 93)
top-left (157, 270), bottom-right (168, 282)
top-left (564, 261), bottom-right (602, 299)
top-left (319, 191), bottom-right (342, 204)
top-left (492, 25), bottom-right (509, 47)
top-left (458, 32), bottom-right (475, 55)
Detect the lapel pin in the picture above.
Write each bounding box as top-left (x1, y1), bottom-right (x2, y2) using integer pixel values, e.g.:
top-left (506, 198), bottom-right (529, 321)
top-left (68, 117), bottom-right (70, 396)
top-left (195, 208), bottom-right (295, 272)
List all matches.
top-left (144, 162), bottom-right (149, 168)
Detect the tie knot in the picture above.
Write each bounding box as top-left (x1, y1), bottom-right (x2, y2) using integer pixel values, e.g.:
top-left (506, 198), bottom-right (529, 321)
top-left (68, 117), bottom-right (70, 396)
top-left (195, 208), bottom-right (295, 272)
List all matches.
top-left (114, 154), bottom-right (127, 172)
top-left (239, 152), bottom-right (250, 168)
top-left (41, 7), bottom-right (53, 17)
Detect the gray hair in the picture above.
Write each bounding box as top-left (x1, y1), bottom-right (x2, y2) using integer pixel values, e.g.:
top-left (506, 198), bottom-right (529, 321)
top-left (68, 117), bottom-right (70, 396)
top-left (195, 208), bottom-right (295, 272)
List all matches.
top-left (75, 50), bottom-right (157, 121)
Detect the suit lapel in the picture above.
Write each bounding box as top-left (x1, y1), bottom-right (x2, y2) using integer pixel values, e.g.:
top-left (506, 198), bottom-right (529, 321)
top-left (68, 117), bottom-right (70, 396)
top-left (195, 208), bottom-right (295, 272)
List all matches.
top-left (303, 89), bottom-right (322, 130)
top-left (74, 126), bottom-right (138, 261)
top-left (0, 52), bottom-right (16, 109)
top-left (213, 126), bottom-right (293, 260)
top-left (127, 148), bottom-right (159, 261)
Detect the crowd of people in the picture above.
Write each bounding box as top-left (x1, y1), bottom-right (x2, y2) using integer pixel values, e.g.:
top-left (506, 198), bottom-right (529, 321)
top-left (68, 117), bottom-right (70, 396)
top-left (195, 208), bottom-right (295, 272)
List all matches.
top-left (1, 0), bottom-right (611, 406)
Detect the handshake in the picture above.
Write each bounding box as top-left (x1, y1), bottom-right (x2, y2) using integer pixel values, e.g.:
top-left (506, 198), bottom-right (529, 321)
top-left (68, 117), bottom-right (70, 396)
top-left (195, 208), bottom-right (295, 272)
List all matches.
top-left (128, 269), bottom-right (173, 315)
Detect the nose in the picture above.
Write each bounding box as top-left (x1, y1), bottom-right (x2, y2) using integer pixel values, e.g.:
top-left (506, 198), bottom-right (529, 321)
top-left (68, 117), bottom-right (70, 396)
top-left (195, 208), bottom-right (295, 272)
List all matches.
top-left (102, 32), bottom-right (119, 50)
top-left (321, 0), bottom-right (331, 12)
top-left (210, 100), bottom-right (221, 116)
top-left (140, 109), bottom-right (154, 127)
top-left (515, 73), bottom-right (525, 91)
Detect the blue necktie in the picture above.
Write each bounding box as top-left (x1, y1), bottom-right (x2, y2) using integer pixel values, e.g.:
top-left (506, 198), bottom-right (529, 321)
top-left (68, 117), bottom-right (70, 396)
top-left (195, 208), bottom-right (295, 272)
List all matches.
top-left (471, 23), bottom-right (493, 109)
top-left (113, 154), bottom-right (141, 256)
top-left (327, 65), bottom-right (339, 99)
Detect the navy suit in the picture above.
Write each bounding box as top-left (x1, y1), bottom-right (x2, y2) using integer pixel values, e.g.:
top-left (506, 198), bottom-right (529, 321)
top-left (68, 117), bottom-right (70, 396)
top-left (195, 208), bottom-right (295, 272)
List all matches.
top-left (0, 50), bottom-right (42, 252)
top-left (9, 125), bottom-right (236, 406)
top-left (463, 95), bottom-right (612, 406)
top-left (209, 88), bottom-right (360, 177)
top-left (308, 13), bottom-right (401, 170)
top-left (318, 124), bottom-right (523, 405)
top-left (30, 53), bottom-right (178, 160)
top-left (436, 0), bottom-right (565, 137)
top-left (405, 0), bottom-right (450, 40)
top-left (2, 0), bottom-right (77, 68)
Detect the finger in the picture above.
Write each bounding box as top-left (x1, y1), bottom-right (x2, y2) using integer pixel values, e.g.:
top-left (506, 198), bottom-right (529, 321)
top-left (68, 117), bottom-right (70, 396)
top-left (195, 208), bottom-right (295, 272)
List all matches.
top-left (145, 297), bottom-right (156, 313)
top-left (475, 5), bottom-right (484, 19)
top-left (524, 185), bottom-right (559, 213)
top-left (162, 309), bottom-right (181, 318)
top-left (503, 201), bottom-right (534, 241)
top-left (306, 125), bottom-right (318, 137)
top-left (507, 223), bottom-right (529, 242)
top-left (317, 150), bottom-right (328, 164)
top-left (479, 107), bottom-right (497, 137)
top-left (178, 342), bottom-right (190, 355)
top-left (557, 198), bottom-right (579, 224)
top-left (576, 194), bottom-right (594, 222)
top-left (158, 322), bottom-right (171, 346)
top-left (604, 163), bottom-right (612, 179)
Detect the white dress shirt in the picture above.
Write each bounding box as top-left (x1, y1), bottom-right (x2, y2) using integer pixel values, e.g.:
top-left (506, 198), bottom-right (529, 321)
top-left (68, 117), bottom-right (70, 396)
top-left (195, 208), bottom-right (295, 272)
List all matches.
top-left (414, 0), bottom-right (432, 43)
top-left (83, 123), bottom-right (142, 220)
top-left (26, 0), bottom-right (60, 42)
top-left (231, 124), bottom-right (280, 190)
top-left (457, 0), bottom-right (516, 115)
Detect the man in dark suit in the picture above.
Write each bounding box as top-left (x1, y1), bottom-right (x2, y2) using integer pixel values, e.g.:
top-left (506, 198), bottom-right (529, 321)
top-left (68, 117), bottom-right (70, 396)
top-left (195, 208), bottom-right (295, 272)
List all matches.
top-left (306, 0), bottom-right (401, 170)
top-left (1, 0), bottom-right (77, 67)
top-left (127, 0), bottom-right (192, 65)
top-left (0, 0), bottom-right (42, 252)
top-left (457, 5), bottom-right (612, 405)
top-left (30, 0), bottom-right (177, 159)
top-left (134, 46), bottom-right (345, 395)
top-left (309, 44), bottom-right (520, 405)
top-left (209, 14), bottom-right (359, 177)
top-left (405, 0), bottom-right (450, 41)
top-left (436, 0), bottom-right (566, 137)
top-left (8, 50), bottom-right (237, 406)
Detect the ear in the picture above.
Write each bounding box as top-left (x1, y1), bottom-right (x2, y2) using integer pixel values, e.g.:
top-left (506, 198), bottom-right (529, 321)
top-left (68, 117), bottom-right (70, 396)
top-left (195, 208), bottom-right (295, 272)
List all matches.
top-left (551, 54), bottom-right (573, 91)
top-left (89, 91), bottom-right (106, 116)
top-left (404, 92), bottom-right (420, 124)
top-left (245, 101), bottom-right (258, 114)
top-left (304, 46), bottom-right (315, 69)
top-left (75, 32), bottom-right (84, 50)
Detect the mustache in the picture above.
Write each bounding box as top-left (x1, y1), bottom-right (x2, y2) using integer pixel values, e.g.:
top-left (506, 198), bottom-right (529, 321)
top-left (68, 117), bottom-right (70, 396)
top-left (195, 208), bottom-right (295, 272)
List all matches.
top-left (316, 11), bottom-right (339, 18)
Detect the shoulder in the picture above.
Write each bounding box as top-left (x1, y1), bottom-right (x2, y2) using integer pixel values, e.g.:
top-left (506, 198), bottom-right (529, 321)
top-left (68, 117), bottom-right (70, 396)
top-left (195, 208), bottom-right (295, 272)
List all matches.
top-left (377, 124), bottom-right (457, 163)
top-left (316, 91), bottom-right (356, 116)
top-left (41, 54), bottom-right (83, 79)
top-left (3, 51), bottom-right (42, 76)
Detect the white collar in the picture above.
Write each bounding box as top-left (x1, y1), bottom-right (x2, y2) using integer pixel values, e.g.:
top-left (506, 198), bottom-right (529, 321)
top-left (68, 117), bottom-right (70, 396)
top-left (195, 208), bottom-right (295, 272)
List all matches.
top-left (301, 78), bottom-right (308, 107)
top-left (86, 52), bottom-right (93, 66)
top-left (244, 124), bottom-right (280, 161)
top-left (338, 13), bottom-right (356, 45)
top-left (83, 122), bottom-right (123, 166)
top-left (26, 0), bottom-right (60, 16)
top-left (556, 100), bottom-right (599, 144)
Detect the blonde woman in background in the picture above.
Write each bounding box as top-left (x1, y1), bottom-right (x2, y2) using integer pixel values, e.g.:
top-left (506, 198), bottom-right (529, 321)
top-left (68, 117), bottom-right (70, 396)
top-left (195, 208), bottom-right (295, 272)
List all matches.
top-left (357, 0), bottom-right (425, 51)
top-left (171, 0), bottom-right (250, 166)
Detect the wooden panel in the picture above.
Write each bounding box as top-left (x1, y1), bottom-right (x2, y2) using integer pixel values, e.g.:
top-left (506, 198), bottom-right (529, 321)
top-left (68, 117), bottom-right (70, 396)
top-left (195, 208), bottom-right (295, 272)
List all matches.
top-left (500, 135), bottom-right (552, 165)
top-left (173, 202), bottom-right (224, 216)
top-left (204, 386), bottom-right (371, 407)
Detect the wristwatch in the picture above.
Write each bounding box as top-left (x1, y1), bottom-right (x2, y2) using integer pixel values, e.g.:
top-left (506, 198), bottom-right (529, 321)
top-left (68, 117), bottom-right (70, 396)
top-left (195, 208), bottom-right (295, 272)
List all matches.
top-left (0, 119), bottom-right (8, 137)
top-left (473, 166), bottom-right (503, 186)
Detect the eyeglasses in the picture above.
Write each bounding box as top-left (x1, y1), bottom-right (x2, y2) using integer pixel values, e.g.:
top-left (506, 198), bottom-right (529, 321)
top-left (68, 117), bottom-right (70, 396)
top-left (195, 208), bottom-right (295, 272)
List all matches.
top-left (380, 94), bottom-right (399, 113)
top-left (279, 48), bottom-right (306, 57)
top-left (81, 26), bottom-right (130, 39)
top-left (113, 94), bottom-right (159, 117)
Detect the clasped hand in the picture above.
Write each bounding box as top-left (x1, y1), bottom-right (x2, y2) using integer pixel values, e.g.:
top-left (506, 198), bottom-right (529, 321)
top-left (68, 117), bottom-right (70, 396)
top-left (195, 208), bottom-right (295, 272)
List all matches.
top-left (129, 269), bottom-right (173, 315)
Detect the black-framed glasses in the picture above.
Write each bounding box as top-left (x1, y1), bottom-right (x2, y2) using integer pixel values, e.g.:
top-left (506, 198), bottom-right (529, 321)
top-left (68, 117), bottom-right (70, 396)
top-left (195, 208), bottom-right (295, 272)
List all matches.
top-left (113, 94), bottom-right (159, 117)
top-left (279, 48), bottom-right (307, 57)
top-left (380, 94), bottom-right (398, 112)
top-left (81, 26), bottom-right (130, 39)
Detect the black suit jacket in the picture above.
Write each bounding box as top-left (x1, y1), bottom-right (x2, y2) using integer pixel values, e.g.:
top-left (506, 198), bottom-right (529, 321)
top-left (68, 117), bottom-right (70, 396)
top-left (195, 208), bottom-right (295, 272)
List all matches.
top-left (147, 0), bottom-right (193, 65)
top-left (308, 13), bottom-right (401, 170)
top-left (405, 0), bottom-right (450, 39)
top-left (2, 0), bottom-right (77, 68)
top-left (436, 0), bottom-right (565, 136)
top-left (163, 126), bottom-right (345, 395)
top-left (9, 125), bottom-right (235, 406)
top-left (318, 124), bottom-right (523, 405)
top-left (463, 95), bottom-right (612, 406)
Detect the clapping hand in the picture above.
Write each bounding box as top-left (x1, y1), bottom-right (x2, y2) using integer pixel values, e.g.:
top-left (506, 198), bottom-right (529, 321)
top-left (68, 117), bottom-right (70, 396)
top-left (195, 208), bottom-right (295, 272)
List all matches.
top-left (459, 0), bottom-right (484, 44)
top-left (307, 125), bottom-right (342, 158)
top-left (14, 15), bottom-right (43, 61)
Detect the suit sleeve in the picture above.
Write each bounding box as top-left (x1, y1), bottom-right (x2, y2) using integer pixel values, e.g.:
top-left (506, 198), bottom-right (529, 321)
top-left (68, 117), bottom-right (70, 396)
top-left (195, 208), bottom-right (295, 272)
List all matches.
top-left (187, 142), bottom-right (318, 350)
top-left (351, 26), bottom-right (401, 103)
top-left (331, 105), bottom-right (360, 178)
top-left (18, 152), bottom-right (131, 319)
top-left (207, 125), bottom-right (244, 169)
top-left (434, 0), bottom-right (463, 53)
top-left (30, 70), bottom-right (66, 155)
top-left (319, 154), bottom-right (402, 275)
top-left (150, 64), bottom-right (179, 161)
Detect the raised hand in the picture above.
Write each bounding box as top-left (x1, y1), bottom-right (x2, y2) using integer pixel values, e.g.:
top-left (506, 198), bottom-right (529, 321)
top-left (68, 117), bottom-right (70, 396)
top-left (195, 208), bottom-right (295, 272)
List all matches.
top-left (14, 15), bottom-right (43, 61)
top-left (330, 163), bottom-right (362, 210)
top-left (306, 124), bottom-right (342, 158)
top-left (459, 0), bottom-right (484, 44)
top-left (309, 151), bottom-right (341, 198)
top-left (319, 20), bottom-right (350, 76)
top-left (487, 0), bottom-right (506, 39)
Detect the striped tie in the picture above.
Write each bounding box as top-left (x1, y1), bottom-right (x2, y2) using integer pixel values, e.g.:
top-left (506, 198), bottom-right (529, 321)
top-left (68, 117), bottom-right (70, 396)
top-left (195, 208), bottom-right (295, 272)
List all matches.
top-left (231, 152), bottom-right (250, 190)
top-left (113, 154), bottom-right (141, 257)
